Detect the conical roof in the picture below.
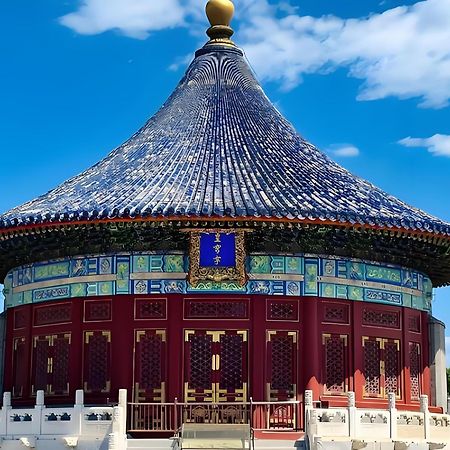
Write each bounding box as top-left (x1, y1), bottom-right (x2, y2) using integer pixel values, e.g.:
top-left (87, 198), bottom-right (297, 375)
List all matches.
top-left (1, 44), bottom-right (449, 236)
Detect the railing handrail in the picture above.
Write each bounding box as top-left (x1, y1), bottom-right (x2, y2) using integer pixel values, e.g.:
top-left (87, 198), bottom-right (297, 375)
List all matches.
top-left (128, 400), bottom-right (301, 407)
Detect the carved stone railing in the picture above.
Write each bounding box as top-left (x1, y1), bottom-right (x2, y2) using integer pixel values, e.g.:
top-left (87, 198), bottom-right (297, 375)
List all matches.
top-left (0, 389), bottom-right (125, 449)
top-left (305, 391), bottom-right (450, 448)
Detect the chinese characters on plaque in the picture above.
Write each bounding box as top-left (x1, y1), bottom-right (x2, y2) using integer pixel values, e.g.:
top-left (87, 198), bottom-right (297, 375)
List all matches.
top-left (199, 232), bottom-right (236, 268)
top-left (188, 230), bottom-right (246, 287)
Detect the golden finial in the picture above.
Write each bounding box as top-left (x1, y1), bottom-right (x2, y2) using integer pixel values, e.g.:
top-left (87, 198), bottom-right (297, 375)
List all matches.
top-left (205, 0), bottom-right (235, 44)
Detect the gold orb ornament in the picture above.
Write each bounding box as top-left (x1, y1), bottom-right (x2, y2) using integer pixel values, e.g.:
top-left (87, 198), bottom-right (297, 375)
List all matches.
top-left (206, 0), bottom-right (235, 27)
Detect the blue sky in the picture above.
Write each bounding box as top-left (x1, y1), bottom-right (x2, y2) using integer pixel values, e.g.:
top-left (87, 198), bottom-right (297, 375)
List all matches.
top-left (1, 0), bottom-right (449, 363)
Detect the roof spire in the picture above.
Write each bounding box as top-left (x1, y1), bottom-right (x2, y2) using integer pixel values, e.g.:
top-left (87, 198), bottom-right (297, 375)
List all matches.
top-left (205, 0), bottom-right (235, 45)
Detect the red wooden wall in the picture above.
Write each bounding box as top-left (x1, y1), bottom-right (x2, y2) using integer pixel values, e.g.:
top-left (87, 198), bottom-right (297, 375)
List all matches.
top-left (3, 294), bottom-right (431, 410)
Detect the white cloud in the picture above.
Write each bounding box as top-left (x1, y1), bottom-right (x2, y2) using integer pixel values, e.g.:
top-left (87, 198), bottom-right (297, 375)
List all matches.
top-left (327, 144), bottom-right (360, 157)
top-left (59, 0), bottom-right (450, 108)
top-left (240, 0), bottom-right (450, 108)
top-left (398, 134), bottom-right (450, 157)
top-left (59, 0), bottom-right (188, 39)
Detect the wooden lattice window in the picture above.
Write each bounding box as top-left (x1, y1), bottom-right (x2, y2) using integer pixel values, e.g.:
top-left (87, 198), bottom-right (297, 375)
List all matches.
top-left (135, 298), bottom-right (167, 320)
top-left (34, 303), bottom-right (72, 326)
top-left (267, 300), bottom-right (299, 321)
top-left (362, 309), bottom-right (400, 329)
top-left (12, 337), bottom-right (27, 398)
top-left (84, 300), bottom-right (112, 322)
top-left (323, 334), bottom-right (348, 394)
top-left (409, 343), bottom-right (421, 401)
top-left (134, 330), bottom-right (166, 402)
top-left (363, 337), bottom-right (400, 398)
top-left (266, 331), bottom-right (297, 401)
top-left (83, 331), bottom-right (111, 393)
top-left (32, 334), bottom-right (71, 396)
top-left (14, 309), bottom-right (27, 330)
top-left (185, 299), bottom-right (248, 319)
top-left (408, 316), bottom-right (421, 333)
top-left (323, 304), bottom-right (349, 324)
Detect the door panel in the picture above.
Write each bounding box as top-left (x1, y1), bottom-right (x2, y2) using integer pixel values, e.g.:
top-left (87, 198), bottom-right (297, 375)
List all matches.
top-left (134, 330), bottom-right (166, 402)
top-left (184, 330), bottom-right (248, 403)
top-left (266, 331), bottom-right (297, 401)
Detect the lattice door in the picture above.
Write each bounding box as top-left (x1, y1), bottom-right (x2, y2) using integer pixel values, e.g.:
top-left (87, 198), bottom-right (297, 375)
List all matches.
top-left (362, 337), bottom-right (400, 398)
top-left (184, 330), bottom-right (248, 403)
top-left (83, 331), bottom-right (111, 393)
top-left (409, 343), bottom-right (421, 401)
top-left (134, 330), bottom-right (166, 402)
top-left (323, 334), bottom-right (348, 395)
top-left (266, 331), bottom-right (297, 401)
top-left (217, 331), bottom-right (248, 402)
top-left (12, 337), bottom-right (27, 398)
top-left (32, 334), bottom-right (71, 396)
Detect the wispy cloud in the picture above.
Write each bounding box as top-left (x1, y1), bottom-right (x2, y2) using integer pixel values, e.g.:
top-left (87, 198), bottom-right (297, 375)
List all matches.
top-left (60, 0), bottom-right (450, 108)
top-left (398, 134), bottom-right (450, 157)
top-left (60, 0), bottom-right (189, 39)
top-left (241, 0), bottom-right (450, 108)
top-left (327, 144), bottom-right (360, 158)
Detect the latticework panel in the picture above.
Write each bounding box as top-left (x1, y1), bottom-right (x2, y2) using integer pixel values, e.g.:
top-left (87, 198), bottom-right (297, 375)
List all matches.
top-left (33, 337), bottom-right (50, 393)
top-left (84, 331), bottom-right (111, 393)
top-left (84, 301), bottom-right (112, 322)
top-left (135, 298), bottom-right (166, 319)
top-left (409, 343), bottom-right (421, 401)
top-left (134, 330), bottom-right (166, 402)
top-left (323, 304), bottom-right (349, 324)
top-left (362, 309), bottom-right (400, 329)
top-left (384, 341), bottom-right (400, 395)
top-left (186, 300), bottom-right (248, 319)
top-left (267, 300), bottom-right (298, 321)
top-left (363, 339), bottom-right (381, 396)
top-left (219, 334), bottom-right (243, 390)
top-left (323, 335), bottom-right (347, 394)
top-left (13, 337), bottom-right (27, 398)
top-left (408, 316), bottom-right (421, 333)
top-left (188, 334), bottom-right (213, 389)
top-left (14, 309), bottom-right (27, 329)
top-left (139, 334), bottom-right (162, 390)
top-left (52, 335), bottom-right (70, 395)
top-left (267, 331), bottom-right (297, 401)
top-left (34, 303), bottom-right (72, 326)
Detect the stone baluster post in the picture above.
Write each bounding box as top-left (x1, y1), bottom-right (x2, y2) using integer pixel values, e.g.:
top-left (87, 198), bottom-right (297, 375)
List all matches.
top-left (118, 389), bottom-right (127, 437)
top-left (420, 395), bottom-right (430, 441)
top-left (33, 390), bottom-right (45, 435)
top-left (388, 393), bottom-right (397, 440)
top-left (347, 391), bottom-right (356, 438)
top-left (73, 390), bottom-right (84, 436)
top-left (1, 392), bottom-right (11, 435)
top-left (304, 390), bottom-right (314, 438)
top-left (108, 389), bottom-right (128, 450)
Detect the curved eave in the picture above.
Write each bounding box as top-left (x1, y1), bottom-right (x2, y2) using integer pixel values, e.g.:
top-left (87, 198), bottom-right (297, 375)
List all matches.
top-left (1, 216), bottom-right (450, 243)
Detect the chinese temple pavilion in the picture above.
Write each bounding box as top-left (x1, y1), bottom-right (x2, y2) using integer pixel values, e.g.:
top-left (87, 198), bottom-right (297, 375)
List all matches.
top-left (0, 0), bottom-right (448, 421)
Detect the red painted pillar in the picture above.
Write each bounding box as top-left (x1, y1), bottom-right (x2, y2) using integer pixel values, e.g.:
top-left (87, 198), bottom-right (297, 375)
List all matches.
top-left (422, 312), bottom-right (431, 403)
top-left (252, 295), bottom-right (266, 401)
top-left (302, 297), bottom-right (321, 401)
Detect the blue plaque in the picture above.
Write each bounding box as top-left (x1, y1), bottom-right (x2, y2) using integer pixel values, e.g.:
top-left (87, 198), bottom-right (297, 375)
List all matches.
top-left (199, 232), bottom-right (236, 268)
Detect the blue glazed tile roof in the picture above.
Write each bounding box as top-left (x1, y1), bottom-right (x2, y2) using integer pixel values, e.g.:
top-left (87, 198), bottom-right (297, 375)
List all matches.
top-left (1, 44), bottom-right (450, 235)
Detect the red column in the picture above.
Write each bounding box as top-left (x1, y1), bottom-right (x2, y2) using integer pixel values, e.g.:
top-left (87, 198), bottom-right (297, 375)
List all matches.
top-left (302, 297), bottom-right (321, 401)
top-left (252, 295), bottom-right (266, 401)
